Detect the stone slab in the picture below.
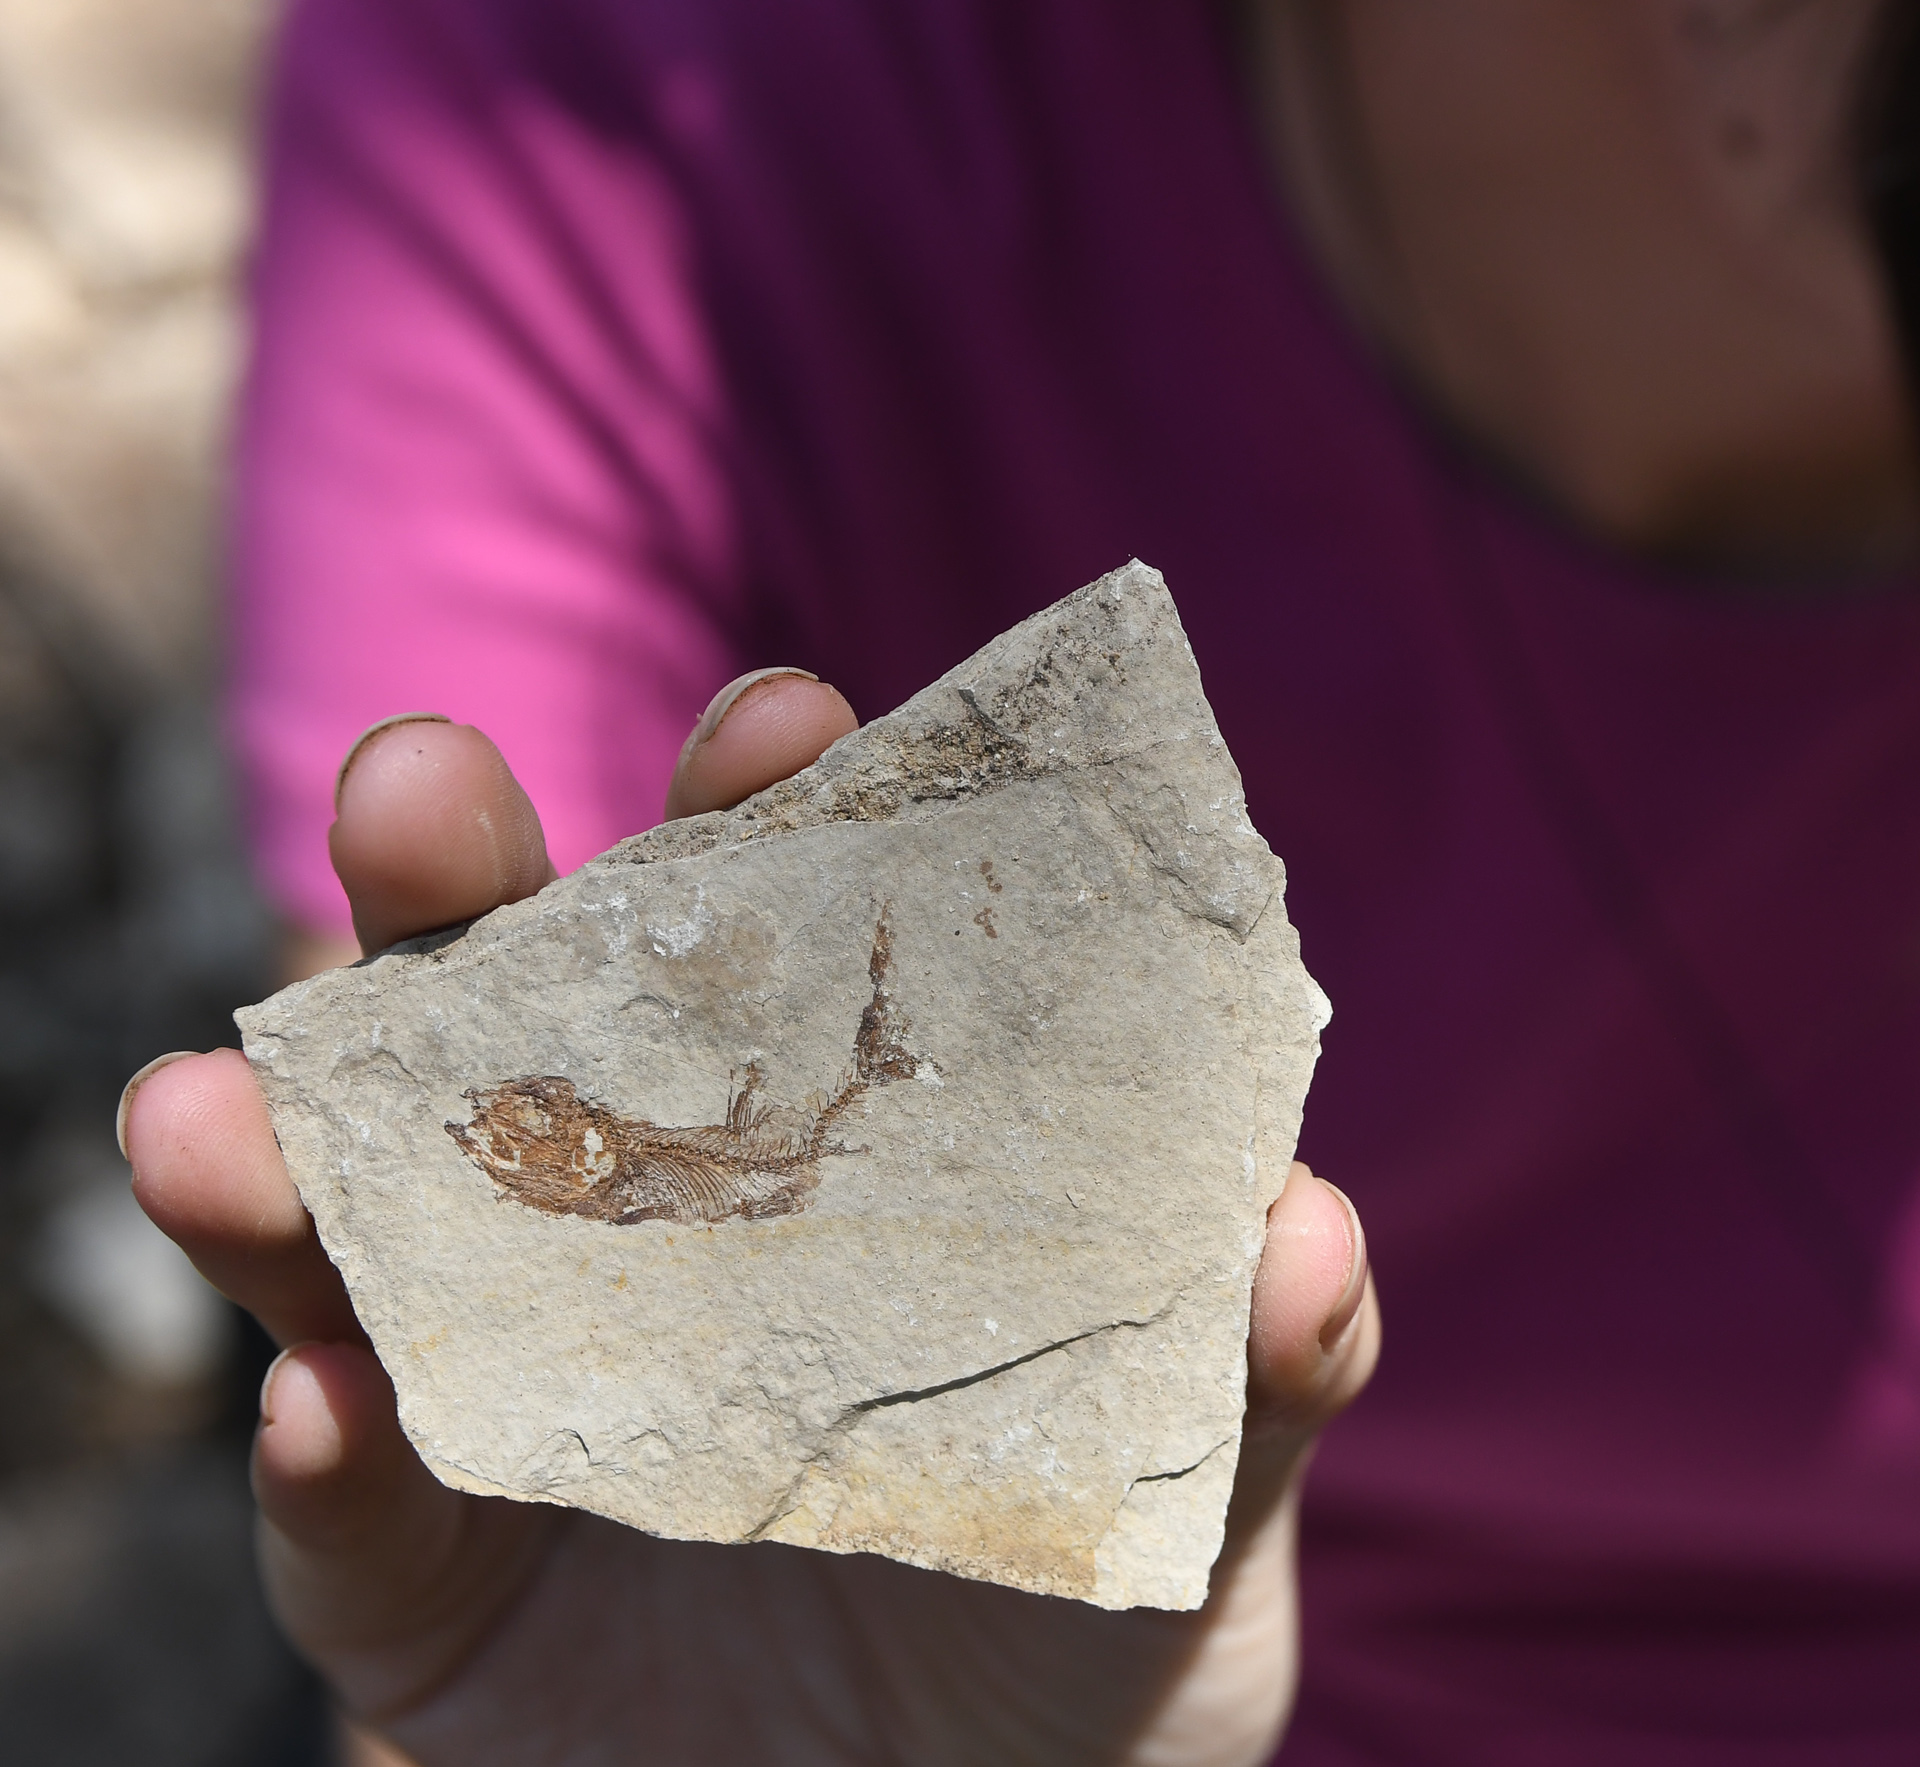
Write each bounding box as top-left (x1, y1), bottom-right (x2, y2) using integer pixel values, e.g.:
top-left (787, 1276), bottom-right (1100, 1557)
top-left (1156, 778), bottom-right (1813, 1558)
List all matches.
top-left (236, 559), bottom-right (1328, 1610)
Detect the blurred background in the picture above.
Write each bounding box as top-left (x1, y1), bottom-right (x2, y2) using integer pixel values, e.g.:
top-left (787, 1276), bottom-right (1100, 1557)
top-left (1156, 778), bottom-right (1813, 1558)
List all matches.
top-left (0, 0), bottom-right (333, 1758)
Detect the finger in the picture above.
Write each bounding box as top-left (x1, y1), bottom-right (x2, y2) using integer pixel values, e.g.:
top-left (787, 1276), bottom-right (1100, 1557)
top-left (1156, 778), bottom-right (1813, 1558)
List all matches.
top-left (124, 1047), bottom-right (361, 1347)
top-left (663, 669), bottom-right (858, 821)
top-left (1246, 1164), bottom-right (1380, 1437)
top-left (253, 1342), bottom-right (551, 1724)
top-left (1141, 1171), bottom-right (1377, 1751)
top-left (331, 716), bottom-right (557, 956)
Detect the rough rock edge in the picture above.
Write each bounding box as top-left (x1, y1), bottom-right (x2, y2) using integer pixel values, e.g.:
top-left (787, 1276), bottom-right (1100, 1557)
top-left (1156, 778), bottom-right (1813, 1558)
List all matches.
top-left (360, 559), bottom-right (1223, 977)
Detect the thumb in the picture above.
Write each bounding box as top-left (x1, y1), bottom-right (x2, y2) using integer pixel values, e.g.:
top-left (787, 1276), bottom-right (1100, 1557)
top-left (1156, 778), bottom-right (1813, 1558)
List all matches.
top-left (663, 669), bottom-right (858, 820)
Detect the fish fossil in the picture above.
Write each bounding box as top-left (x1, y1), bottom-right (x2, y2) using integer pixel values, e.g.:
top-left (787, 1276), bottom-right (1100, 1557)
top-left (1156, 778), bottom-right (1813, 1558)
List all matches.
top-left (446, 911), bottom-right (919, 1226)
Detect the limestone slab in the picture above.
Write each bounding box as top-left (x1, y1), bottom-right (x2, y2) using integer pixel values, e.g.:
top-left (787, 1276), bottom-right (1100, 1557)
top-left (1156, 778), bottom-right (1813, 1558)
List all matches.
top-left (236, 560), bottom-right (1328, 1610)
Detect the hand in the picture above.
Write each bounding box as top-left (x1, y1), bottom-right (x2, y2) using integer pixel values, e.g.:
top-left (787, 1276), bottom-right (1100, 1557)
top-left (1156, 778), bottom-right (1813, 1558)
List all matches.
top-left (122, 672), bottom-right (1380, 1767)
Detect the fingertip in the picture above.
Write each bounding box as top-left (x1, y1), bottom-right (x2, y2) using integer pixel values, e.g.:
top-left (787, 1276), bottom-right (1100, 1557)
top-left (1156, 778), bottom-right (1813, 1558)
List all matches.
top-left (1248, 1164), bottom-right (1373, 1413)
top-left (255, 1341), bottom-right (405, 1544)
top-left (685, 666), bottom-right (822, 751)
top-left (117, 1049), bottom-right (200, 1159)
top-left (259, 1346), bottom-right (349, 1482)
top-left (1313, 1183), bottom-right (1368, 1351)
top-left (665, 670), bottom-right (858, 820)
top-left (335, 714), bottom-right (451, 813)
top-left (331, 719), bottom-right (555, 954)
top-left (126, 1048), bottom-right (362, 1348)
top-left (126, 1048), bottom-right (300, 1241)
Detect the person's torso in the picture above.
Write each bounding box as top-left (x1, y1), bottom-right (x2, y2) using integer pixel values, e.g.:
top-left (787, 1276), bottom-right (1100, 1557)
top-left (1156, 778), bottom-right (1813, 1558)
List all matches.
top-left (471, 2), bottom-right (1920, 1753)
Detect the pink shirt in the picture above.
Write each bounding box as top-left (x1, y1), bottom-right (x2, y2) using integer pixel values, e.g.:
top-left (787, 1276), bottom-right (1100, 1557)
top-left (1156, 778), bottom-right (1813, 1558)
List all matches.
top-left (233, 1), bottom-right (1920, 1758)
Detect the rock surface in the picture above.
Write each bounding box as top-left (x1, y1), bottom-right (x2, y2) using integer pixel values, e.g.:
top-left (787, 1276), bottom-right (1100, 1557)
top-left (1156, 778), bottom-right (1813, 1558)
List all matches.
top-left (237, 560), bottom-right (1328, 1610)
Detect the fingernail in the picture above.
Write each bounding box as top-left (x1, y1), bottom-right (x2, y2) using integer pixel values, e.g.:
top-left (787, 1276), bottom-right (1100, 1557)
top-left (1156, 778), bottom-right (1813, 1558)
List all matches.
top-left (116, 1051), bottom-right (199, 1160)
top-left (259, 1347), bottom-right (325, 1429)
top-left (259, 1348), bottom-right (294, 1424)
top-left (689, 667), bottom-right (820, 749)
top-left (334, 713), bottom-right (451, 811)
top-left (1318, 1182), bottom-right (1368, 1351)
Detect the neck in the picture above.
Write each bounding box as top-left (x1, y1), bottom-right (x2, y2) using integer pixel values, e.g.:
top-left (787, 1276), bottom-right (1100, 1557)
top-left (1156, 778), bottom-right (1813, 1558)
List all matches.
top-left (1240, 0), bottom-right (1920, 574)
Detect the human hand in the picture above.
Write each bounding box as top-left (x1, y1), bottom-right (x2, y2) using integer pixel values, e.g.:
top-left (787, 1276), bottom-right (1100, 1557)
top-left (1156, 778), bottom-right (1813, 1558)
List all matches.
top-left (122, 672), bottom-right (1380, 1766)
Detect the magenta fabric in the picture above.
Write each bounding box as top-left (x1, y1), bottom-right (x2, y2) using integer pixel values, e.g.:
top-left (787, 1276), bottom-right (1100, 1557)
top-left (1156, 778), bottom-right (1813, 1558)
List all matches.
top-left (231, 1), bottom-right (1920, 1758)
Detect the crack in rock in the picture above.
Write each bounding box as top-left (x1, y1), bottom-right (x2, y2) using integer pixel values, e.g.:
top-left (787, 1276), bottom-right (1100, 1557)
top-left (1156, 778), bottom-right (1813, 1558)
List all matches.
top-left (831, 1305), bottom-right (1173, 1430)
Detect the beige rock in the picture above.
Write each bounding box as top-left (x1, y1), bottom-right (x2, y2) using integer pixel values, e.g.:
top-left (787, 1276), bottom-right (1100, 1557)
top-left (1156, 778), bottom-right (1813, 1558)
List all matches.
top-left (237, 560), bottom-right (1328, 1610)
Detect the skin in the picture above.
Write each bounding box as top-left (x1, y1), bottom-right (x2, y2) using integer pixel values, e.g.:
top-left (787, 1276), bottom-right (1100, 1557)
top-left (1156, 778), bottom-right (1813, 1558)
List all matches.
top-left (1243, 0), bottom-right (1916, 570)
top-left (125, 673), bottom-right (1381, 1766)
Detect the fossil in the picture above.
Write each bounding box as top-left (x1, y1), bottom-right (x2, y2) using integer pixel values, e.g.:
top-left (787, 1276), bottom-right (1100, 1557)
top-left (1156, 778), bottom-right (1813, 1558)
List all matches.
top-left (446, 912), bottom-right (919, 1226)
top-left (236, 561), bottom-right (1329, 1610)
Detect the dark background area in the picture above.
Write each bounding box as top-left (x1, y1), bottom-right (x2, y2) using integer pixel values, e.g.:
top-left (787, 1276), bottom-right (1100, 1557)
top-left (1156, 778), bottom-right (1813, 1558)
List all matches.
top-left (0, 3), bottom-right (333, 1759)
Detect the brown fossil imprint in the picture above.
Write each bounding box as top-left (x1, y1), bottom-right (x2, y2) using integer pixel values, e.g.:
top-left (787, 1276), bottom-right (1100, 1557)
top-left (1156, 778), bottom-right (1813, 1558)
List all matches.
top-left (446, 911), bottom-right (919, 1226)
